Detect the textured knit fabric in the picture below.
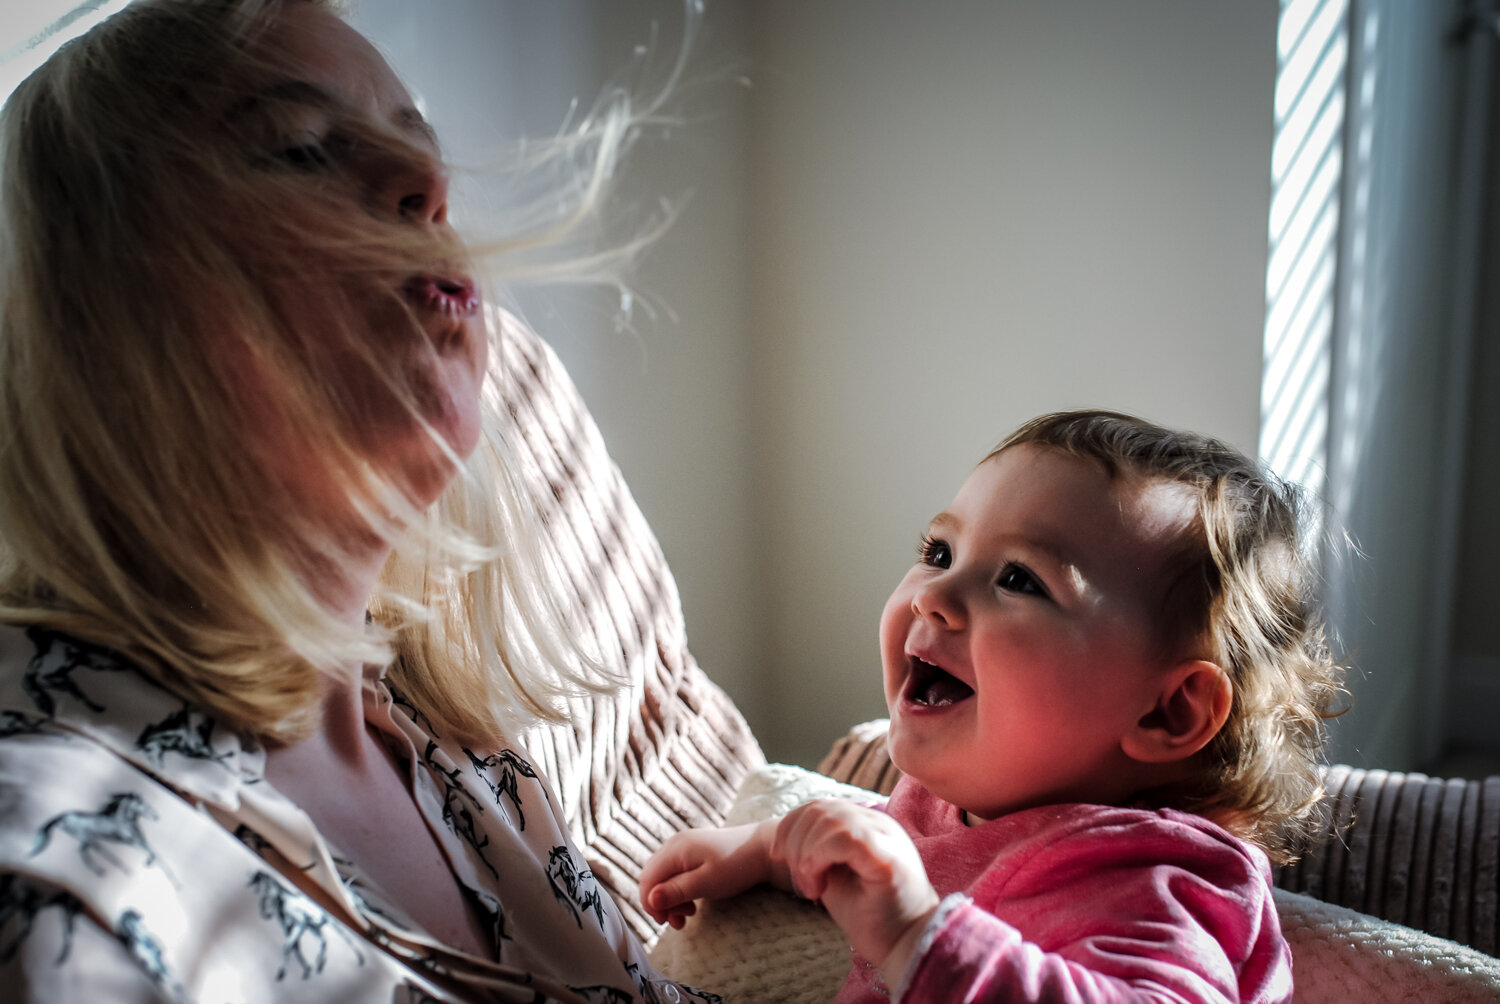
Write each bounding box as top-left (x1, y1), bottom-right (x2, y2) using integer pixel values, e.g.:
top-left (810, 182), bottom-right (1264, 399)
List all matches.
top-left (835, 776), bottom-right (1292, 1003)
top-left (0, 623), bottom-right (721, 1003)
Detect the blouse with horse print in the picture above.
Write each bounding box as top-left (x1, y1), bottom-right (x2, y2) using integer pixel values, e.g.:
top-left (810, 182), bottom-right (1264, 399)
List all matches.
top-left (0, 623), bottom-right (717, 1003)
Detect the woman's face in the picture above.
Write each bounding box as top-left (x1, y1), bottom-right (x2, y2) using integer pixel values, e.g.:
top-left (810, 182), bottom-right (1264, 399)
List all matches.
top-left (233, 2), bottom-right (487, 512)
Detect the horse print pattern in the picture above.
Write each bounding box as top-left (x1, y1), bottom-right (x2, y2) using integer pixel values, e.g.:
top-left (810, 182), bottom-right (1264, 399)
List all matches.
top-left (332, 854), bottom-right (403, 927)
top-left (248, 870), bottom-right (364, 981)
top-left (115, 909), bottom-right (186, 1001)
top-left (470, 887), bottom-right (510, 951)
top-left (545, 845), bottom-right (605, 931)
top-left (465, 747), bottom-right (538, 830)
top-left (29, 792), bottom-right (168, 880)
top-left (0, 710), bottom-right (50, 740)
top-left (0, 623), bottom-right (713, 1001)
top-left (388, 684), bottom-right (440, 739)
top-left (233, 824), bottom-right (320, 876)
top-left (421, 741), bottom-right (497, 878)
top-left (232, 824), bottom-right (272, 857)
top-left (135, 704), bottom-right (232, 770)
top-left (0, 874), bottom-right (82, 964)
top-left (21, 627), bottom-right (128, 718)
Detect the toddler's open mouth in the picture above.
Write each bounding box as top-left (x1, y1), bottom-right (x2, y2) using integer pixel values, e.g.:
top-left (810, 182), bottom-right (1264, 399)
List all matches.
top-left (906, 658), bottom-right (975, 708)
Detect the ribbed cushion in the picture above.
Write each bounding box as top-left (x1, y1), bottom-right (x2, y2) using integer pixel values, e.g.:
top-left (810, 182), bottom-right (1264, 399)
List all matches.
top-left (495, 313), bottom-right (765, 940)
top-left (817, 720), bottom-right (1499, 957)
top-left (817, 718), bottom-right (903, 796)
top-left (1274, 765), bottom-right (1499, 957)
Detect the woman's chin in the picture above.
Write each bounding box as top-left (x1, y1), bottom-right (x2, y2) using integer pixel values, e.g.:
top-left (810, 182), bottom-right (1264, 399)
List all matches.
top-left (396, 437), bottom-right (476, 509)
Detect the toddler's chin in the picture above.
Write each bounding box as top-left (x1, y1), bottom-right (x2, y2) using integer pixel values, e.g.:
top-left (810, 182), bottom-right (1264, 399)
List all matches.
top-left (883, 724), bottom-right (918, 778)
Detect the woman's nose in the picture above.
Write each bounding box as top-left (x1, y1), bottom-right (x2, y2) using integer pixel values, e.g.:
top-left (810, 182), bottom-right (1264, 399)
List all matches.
top-left (911, 577), bottom-right (965, 629)
top-left (381, 152), bottom-right (450, 226)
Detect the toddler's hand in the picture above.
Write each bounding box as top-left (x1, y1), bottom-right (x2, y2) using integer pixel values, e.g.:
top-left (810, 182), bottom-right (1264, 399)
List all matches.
top-left (771, 800), bottom-right (940, 982)
top-left (639, 822), bottom-right (776, 929)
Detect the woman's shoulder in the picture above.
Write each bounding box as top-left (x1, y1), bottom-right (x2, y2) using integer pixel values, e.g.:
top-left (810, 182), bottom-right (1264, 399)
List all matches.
top-left (0, 644), bottom-right (435, 1002)
top-left (0, 654), bottom-right (260, 906)
top-left (0, 621), bottom-right (160, 726)
top-left (0, 621), bottom-right (266, 798)
top-left (0, 620), bottom-right (277, 979)
top-left (0, 760), bottom-right (427, 1003)
top-left (0, 712), bottom-right (250, 1001)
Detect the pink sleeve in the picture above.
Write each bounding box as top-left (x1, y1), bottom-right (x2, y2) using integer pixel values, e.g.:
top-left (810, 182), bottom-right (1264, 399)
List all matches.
top-left (897, 817), bottom-right (1292, 1004)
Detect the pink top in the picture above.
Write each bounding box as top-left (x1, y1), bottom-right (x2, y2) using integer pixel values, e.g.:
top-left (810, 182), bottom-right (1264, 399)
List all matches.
top-left (837, 777), bottom-right (1292, 1003)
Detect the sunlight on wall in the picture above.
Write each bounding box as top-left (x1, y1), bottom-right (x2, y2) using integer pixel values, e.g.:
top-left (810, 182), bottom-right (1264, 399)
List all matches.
top-left (1260, 0), bottom-right (1349, 496)
top-left (1329, 3), bottom-right (1383, 529)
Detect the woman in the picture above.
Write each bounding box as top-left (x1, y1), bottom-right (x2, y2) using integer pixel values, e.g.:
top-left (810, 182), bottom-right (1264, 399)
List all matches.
top-left (0, 1), bottom-right (715, 1000)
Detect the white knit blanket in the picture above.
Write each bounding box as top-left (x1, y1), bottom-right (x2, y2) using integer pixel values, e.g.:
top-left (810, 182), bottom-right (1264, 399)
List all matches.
top-left (649, 764), bottom-right (1500, 1003)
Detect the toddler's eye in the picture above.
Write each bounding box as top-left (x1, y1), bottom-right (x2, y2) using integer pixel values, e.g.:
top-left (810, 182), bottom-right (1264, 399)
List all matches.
top-left (918, 534), bottom-right (952, 569)
top-left (997, 563), bottom-right (1045, 596)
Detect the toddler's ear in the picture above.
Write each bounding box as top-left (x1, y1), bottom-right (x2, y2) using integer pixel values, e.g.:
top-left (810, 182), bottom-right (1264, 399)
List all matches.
top-left (1122, 661), bottom-right (1231, 764)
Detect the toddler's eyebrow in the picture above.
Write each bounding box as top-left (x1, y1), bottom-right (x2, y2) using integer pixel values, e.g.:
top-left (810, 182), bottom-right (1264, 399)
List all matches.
top-left (927, 512), bottom-right (959, 533)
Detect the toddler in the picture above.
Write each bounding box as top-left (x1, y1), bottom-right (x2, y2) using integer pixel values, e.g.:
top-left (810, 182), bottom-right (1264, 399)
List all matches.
top-left (640, 410), bottom-right (1343, 1003)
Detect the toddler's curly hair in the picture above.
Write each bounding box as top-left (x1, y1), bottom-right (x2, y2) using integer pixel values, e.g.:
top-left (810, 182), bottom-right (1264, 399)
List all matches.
top-left (995, 410), bottom-right (1344, 864)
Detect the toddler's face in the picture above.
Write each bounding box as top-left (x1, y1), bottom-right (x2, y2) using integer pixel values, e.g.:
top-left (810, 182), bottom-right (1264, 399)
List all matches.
top-left (880, 444), bottom-right (1198, 821)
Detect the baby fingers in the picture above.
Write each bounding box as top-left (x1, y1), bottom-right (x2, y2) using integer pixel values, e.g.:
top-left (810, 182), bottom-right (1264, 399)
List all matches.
top-left (643, 879), bottom-right (695, 923)
top-left (774, 801), bottom-right (893, 888)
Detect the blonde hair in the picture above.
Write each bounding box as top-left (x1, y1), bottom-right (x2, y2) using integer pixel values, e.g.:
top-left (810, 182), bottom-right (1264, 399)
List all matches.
top-left (995, 410), bottom-right (1344, 864)
top-left (0, 0), bottom-right (643, 745)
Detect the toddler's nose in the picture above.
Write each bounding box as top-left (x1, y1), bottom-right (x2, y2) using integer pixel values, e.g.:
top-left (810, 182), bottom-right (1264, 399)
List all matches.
top-left (912, 578), bottom-right (965, 630)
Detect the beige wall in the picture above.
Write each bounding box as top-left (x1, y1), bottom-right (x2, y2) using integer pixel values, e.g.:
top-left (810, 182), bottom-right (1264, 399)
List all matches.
top-left (747, 1), bottom-right (1273, 763)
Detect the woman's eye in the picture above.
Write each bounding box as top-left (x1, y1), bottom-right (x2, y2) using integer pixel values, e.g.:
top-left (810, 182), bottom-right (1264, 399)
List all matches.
top-left (997, 563), bottom-right (1045, 596)
top-left (274, 141), bottom-right (331, 171)
top-left (918, 535), bottom-right (952, 569)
